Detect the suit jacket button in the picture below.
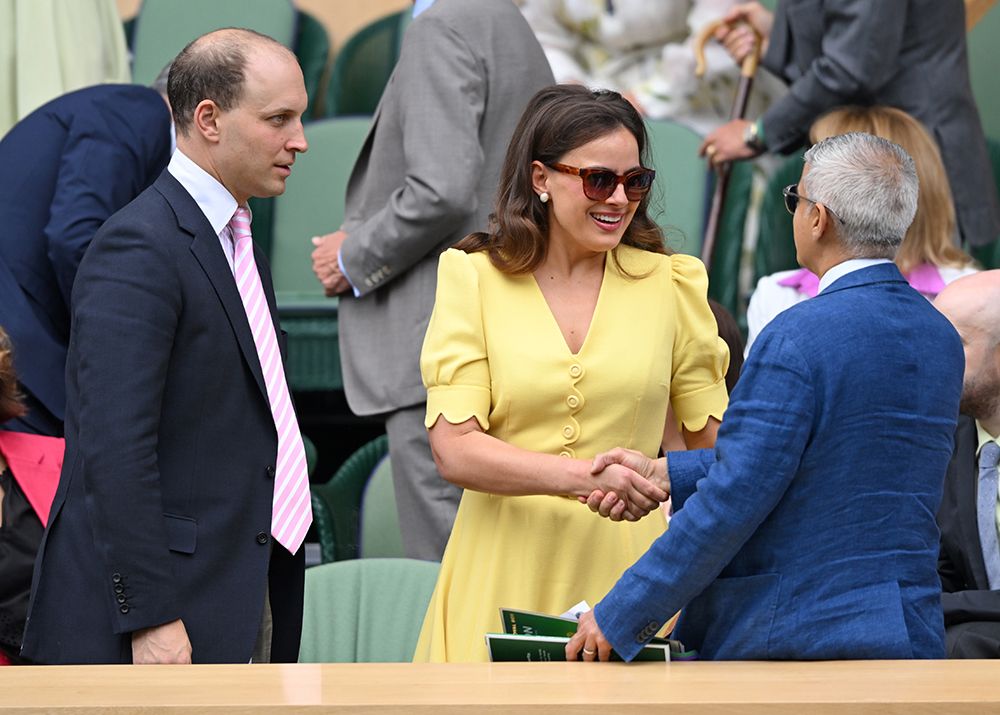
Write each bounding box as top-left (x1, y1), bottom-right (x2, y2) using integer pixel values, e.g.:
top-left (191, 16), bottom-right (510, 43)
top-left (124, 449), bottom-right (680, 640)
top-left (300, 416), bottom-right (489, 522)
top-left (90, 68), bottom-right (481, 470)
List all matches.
top-left (119, 605), bottom-right (129, 614)
top-left (112, 573), bottom-right (122, 584)
top-left (265, 466), bottom-right (275, 479)
top-left (114, 584), bottom-right (124, 594)
top-left (116, 594), bottom-right (126, 604)
top-left (256, 532), bottom-right (269, 545)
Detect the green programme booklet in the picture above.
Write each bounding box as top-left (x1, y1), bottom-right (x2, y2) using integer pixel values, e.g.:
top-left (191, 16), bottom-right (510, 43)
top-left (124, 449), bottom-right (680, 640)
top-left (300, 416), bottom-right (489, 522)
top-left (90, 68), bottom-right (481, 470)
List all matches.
top-left (486, 606), bottom-right (696, 662)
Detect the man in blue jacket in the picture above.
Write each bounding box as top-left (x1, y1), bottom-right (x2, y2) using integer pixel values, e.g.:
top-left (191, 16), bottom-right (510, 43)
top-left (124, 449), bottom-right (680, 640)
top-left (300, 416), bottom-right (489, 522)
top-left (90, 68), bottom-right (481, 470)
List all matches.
top-left (569, 131), bottom-right (964, 661)
top-left (0, 81), bottom-right (172, 436)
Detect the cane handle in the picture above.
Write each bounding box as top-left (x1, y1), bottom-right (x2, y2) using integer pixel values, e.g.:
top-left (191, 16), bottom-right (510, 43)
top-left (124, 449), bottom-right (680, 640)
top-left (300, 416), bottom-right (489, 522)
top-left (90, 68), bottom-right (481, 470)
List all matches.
top-left (693, 19), bottom-right (763, 79)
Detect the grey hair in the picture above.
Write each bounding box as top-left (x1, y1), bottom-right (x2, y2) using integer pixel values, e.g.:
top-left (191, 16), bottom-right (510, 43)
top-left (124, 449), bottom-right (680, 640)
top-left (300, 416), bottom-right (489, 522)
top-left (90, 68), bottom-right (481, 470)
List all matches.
top-left (802, 131), bottom-right (919, 258)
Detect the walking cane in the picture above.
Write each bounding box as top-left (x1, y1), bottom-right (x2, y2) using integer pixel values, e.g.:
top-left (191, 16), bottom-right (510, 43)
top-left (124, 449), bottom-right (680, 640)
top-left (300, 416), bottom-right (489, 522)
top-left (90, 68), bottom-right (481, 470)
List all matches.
top-left (692, 20), bottom-right (763, 270)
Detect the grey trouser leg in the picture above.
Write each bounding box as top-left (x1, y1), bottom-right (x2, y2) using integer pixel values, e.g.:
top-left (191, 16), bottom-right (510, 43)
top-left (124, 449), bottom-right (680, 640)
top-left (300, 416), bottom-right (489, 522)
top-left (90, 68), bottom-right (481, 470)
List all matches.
top-left (384, 404), bottom-right (462, 561)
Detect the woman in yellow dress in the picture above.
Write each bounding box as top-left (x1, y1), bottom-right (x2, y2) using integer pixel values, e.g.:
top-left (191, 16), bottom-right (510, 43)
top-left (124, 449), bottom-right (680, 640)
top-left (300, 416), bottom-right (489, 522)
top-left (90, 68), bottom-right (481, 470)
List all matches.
top-left (414, 85), bottom-right (729, 662)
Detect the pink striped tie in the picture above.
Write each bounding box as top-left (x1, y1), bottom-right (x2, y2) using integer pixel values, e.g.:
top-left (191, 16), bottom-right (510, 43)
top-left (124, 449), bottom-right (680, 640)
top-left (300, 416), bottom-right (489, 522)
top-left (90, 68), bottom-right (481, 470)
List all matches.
top-left (230, 206), bottom-right (312, 554)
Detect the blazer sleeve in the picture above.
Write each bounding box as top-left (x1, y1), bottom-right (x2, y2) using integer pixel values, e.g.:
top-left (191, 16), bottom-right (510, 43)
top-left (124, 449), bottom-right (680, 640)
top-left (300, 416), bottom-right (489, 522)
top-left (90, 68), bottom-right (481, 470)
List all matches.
top-left (760, 0), bottom-right (907, 153)
top-left (420, 249), bottom-right (491, 431)
top-left (339, 14), bottom-right (487, 297)
top-left (595, 329), bottom-right (816, 660)
top-left (45, 102), bottom-right (169, 309)
top-left (72, 214), bottom-right (185, 634)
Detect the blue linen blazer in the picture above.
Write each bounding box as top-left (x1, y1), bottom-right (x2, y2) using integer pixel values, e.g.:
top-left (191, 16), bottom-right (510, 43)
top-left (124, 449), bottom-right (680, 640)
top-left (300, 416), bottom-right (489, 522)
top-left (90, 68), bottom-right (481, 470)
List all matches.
top-left (596, 263), bottom-right (963, 660)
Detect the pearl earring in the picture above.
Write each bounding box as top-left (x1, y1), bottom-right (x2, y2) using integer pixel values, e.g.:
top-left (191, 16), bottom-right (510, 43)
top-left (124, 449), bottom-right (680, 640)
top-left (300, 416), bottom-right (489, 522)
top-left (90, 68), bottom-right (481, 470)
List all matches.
top-left (539, 192), bottom-right (550, 203)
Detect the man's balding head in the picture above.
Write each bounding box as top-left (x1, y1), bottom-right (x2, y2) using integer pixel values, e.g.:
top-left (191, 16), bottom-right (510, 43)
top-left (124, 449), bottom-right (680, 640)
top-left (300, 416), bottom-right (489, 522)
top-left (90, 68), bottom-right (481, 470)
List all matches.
top-left (167, 28), bottom-right (295, 136)
top-left (935, 270), bottom-right (1000, 428)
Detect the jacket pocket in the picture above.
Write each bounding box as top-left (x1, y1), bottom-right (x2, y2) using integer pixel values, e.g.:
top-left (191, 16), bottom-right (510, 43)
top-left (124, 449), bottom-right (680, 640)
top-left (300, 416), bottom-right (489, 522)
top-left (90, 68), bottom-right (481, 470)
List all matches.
top-left (163, 513), bottom-right (197, 554)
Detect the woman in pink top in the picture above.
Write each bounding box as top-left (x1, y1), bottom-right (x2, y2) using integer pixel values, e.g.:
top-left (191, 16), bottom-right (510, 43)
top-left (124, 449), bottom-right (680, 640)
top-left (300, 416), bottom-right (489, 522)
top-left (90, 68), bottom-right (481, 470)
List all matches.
top-left (0, 326), bottom-right (62, 664)
top-left (746, 106), bottom-right (977, 355)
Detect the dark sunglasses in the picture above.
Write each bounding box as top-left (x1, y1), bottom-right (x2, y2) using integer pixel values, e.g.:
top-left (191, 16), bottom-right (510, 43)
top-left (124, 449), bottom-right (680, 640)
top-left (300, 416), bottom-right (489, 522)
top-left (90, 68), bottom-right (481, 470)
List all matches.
top-left (782, 184), bottom-right (844, 223)
top-left (548, 163), bottom-right (656, 202)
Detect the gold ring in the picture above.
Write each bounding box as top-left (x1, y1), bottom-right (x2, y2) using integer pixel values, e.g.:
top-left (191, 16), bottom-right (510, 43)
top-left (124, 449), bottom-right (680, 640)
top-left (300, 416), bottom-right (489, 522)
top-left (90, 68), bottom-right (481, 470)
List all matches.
top-left (706, 144), bottom-right (717, 157)
top-left (583, 647), bottom-right (596, 655)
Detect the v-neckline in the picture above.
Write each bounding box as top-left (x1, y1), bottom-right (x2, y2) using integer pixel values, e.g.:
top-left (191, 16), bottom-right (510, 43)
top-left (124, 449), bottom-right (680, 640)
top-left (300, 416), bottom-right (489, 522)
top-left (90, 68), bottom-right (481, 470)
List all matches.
top-left (529, 255), bottom-right (611, 357)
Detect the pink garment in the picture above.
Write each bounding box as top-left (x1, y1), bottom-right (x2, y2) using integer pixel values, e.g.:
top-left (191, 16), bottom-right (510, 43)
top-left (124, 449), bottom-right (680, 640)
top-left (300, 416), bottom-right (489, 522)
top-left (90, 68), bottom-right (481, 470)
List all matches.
top-left (777, 262), bottom-right (947, 299)
top-left (0, 430), bottom-right (63, 526)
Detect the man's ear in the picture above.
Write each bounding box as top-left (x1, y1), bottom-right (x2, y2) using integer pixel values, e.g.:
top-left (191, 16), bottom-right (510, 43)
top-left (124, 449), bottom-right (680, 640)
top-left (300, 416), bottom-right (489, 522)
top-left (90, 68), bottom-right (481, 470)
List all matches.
top-left (812, 202), bottom-right (833, 243)
top-left (530, 160), bottom-right (549, 197)
top-left (192, 100), bottom-right (222, 143)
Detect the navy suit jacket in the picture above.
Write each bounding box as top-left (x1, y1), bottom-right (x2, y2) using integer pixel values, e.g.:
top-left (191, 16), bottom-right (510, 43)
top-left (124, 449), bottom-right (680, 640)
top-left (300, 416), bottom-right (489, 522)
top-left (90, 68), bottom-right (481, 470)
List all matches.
top-left (597, 264), bottom-right (963, 660)
top-left (938, 417), bottom-right (1000, 631)
top-left (22, 171), bottom-right (303, 664)
top-left (0, 85), bottom-right (171, 432)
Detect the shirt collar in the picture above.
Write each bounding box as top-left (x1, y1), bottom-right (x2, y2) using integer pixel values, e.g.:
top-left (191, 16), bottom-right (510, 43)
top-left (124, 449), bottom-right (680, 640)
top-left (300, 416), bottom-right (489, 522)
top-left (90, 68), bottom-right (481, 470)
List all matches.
top-left (976, 420), bottom-right (1000, 459)
top-left (817, 258), bottom-right (892, 294)
top-left (413, 0), bottom-right (435, 17)
top-left (167, 149), bottom-right (239, 236)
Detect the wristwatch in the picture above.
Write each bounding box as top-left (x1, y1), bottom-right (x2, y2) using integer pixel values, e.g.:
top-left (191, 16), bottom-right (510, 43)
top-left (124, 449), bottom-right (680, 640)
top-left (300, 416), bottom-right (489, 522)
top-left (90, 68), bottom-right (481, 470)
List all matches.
top-left (743, 120), bottom-right (766, 152)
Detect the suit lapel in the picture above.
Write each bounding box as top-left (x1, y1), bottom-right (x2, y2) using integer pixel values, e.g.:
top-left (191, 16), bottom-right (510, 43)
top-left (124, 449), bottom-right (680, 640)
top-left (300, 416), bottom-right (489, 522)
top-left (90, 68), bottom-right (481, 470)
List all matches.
top-left (955, 418), bottom-right (992, 588)
top-left (154, 173), bottom-right (269, 402)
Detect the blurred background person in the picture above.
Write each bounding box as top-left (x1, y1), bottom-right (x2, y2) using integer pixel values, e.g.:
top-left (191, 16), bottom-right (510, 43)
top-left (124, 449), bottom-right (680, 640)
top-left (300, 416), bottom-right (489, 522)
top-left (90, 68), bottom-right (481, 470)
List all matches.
top-left (934, 271), bottom-right (1000, 659)
top-left (518, 0), bottom-right (783, 134)
top-left (414, 85), bottom-right (729, 662)
top-left (703, 0), bottom-right (999, 249)
top-left (0, 326), bottom-right (62, 665)
top-left (745, 105), bottom-right (977, 354)
top-left (0, 76), bottom-right (172, 436)
top-left (0, 0), bottom-right (130, 137)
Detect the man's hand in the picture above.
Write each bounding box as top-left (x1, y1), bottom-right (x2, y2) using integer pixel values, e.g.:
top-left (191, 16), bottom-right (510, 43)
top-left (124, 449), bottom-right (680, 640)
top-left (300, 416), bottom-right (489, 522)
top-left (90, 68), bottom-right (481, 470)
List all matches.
top-left (699, 119), bottom-right (759, 166)
top-left (582, 449), bottom-right (669, 521)
top-left (310, 230), bottom-right (351, 297)
top-left (131, 619), bottom-right (192, 664)
top-left (713, 2), bottom-right (774, 65)
top-left (582, 456), bottom-right (667, 522)
top-left (565, 610), bottom-right (613, 662)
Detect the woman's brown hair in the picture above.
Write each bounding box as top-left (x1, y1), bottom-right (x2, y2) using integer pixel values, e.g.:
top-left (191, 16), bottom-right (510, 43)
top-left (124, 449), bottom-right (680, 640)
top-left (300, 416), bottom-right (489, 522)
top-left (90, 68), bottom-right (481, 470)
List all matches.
top-left (455, 85), bottom-right (667, 274)
top-left (0, 326), bottom-right (27, 424)
top-left (810, 105), bottom-right (973, 274)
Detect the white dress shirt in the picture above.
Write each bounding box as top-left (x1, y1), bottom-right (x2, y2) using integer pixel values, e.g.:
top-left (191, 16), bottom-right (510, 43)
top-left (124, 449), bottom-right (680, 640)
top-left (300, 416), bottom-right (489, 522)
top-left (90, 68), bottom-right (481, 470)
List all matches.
top-left (167, 149), bottom-right (240, 274)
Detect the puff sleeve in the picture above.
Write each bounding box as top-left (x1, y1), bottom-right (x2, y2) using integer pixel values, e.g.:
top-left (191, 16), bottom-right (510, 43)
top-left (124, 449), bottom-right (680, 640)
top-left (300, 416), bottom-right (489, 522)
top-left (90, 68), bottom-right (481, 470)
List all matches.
top-left (420, 249), bottom-right (492, 431)
top-left (668, 254), bottom-right (730, 431)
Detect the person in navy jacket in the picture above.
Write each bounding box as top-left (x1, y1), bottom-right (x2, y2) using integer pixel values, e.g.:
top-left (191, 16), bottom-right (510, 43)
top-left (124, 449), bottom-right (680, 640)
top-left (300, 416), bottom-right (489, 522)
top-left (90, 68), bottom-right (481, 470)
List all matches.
top-left (0, 81), bottom-right (172, 436)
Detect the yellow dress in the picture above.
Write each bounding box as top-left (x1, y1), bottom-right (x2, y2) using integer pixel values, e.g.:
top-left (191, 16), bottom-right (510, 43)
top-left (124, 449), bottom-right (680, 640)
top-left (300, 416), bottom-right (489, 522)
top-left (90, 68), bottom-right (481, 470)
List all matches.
top-left (414, 245), bottom-right (729, 662)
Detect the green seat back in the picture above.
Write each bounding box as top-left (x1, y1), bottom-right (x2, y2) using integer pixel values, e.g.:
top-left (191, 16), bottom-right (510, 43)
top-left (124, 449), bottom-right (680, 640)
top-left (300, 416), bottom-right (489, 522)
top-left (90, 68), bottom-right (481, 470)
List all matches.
top-left (299, 558), bottom-right (440, 662)
top-left (644, 119), bottom-right (707, 257)
top-left (971, 136), bottom-right (1000, 269)
top-left (326, 10), bottom-right (411, 117)
top-left (130, 0), bottom-right (296, 85)
top-left (270, 117), bottom-right (371, 302)
top-left (312, 435), bottom-right (389, 562)
top-left (296, 11), bottom-right (332, 120)
top-left (360, 456), bottom-right (403, 558)
top-left (753, 151), bottom-right (806, 284)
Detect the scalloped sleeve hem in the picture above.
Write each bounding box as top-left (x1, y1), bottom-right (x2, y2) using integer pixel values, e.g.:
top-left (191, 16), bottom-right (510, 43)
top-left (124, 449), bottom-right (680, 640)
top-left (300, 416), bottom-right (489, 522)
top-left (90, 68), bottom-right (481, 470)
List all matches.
top-left (672, 378), bottom-right (729, 433)
top-left (425, 385), bottom-right (491, 431)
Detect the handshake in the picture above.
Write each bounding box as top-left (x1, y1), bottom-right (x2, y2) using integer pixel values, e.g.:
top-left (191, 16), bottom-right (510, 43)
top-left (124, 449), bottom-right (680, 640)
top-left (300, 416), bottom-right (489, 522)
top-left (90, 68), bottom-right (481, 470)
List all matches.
top-left (577, 448), bottom-right (670, 523)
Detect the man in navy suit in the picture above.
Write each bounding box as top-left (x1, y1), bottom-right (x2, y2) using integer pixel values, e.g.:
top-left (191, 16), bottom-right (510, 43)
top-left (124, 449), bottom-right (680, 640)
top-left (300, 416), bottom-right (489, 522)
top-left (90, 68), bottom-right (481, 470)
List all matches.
top-left (0, 82), bottom-right (172, 436)
top-left (933, 271), bottom-right (1000, 658)
top-left (23, 28), bottom-right (310, 664)
top-left (569, 132), bottom-right (964, 661)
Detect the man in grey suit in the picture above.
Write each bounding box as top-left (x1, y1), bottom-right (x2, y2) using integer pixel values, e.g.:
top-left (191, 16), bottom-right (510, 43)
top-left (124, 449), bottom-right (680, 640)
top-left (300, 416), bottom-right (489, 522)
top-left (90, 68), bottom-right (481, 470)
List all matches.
top-left (310, 0), bottom-right (554, 560)
top-left (703, 0), bottom-right (999, 247)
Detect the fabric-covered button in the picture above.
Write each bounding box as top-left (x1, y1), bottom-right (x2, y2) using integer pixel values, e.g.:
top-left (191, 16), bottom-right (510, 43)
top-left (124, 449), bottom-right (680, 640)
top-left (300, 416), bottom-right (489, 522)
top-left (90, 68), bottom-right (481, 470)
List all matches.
top-left (256, 532), bottom-right (269, 545)
top-left (559, 451), bottom-right (572, 458)
top-left (566, 395), bottom-right (580, 409)
top-left (569, 364), bottom-right (582, 378)
top-left (562, 425), bottom-right (575, 439)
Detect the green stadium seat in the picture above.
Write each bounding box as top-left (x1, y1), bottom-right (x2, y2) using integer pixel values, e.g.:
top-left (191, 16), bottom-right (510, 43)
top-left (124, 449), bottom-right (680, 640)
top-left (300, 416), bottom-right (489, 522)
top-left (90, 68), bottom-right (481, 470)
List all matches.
top-left (325, 10), bottom-right (411, 117)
